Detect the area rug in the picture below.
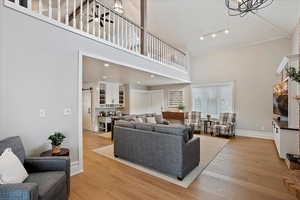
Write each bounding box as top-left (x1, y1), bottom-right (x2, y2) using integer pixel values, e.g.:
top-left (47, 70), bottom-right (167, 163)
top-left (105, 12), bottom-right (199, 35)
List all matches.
top-left (93, 135), bottom-right (229, 188)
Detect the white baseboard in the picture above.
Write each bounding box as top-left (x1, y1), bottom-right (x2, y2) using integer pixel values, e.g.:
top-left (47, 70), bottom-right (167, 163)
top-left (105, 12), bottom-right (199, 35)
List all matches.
top-left (236, 129), bottom-right (273, 140)
top-left (71, 161), bottom-right (83, 176)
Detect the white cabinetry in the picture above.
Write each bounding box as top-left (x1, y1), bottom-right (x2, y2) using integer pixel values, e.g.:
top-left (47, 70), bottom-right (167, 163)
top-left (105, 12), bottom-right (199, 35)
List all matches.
top-left (272, 120), bottom-right (299, 159)
top-left (105, 82), bottom-right (119, 104)
top-left (97, 82), bottom-right (122, 107)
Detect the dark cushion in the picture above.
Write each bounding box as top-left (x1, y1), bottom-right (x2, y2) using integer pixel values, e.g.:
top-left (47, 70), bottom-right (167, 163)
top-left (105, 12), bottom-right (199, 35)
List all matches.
top-left (115, 120), bottom-right (136, 129)
top-left (135, 123), bottom-right (155, 131)
top-left (154, 125), bottom-right (190, 142)
top-left (24, 171), bottom-right (66, 200)
top-left (0, 136), bottom-right (26, 164)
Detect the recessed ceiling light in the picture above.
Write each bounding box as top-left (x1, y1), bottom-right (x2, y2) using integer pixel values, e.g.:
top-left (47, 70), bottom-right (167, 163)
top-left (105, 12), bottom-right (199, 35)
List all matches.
top-left (104, 63), bottom-right (110, 67)
top-left (102, 76), bottom-right (107, 79)
top-left (224, 29), bottom-right (229, 34)
top-left (150, 74), bottom-right (155, 78)
top-left (137, 81), bottom-right (141, 84)
top-left (211, 33), bottom-right (217, 38)
top-left (200, 36), bottom-right (204, 41)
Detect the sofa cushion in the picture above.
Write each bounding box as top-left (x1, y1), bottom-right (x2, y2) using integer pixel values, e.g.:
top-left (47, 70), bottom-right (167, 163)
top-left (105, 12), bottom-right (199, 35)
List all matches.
top-left (0, 136), bottom-right (26, 164)
top-left (134, 117), bottom-right (144, 123)
top-left (146, 117), bottom-right (157, 124)
top-left (154, 125), bottom-right (189, 142)
top-left (135, 123), bottom-right (155, 131)
top-left (154, 115), bottom-right (163, 124)
top-left (24, 171), bottom-right (66, 200)
top-left (145, 113), bottom-right (155, 117)
top-left (115, 120), bottom-right (136, 129)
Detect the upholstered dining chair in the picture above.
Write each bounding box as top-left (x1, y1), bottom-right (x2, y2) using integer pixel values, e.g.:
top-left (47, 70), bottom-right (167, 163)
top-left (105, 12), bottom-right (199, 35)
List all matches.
top-left (212, 113), bottom-right (237, 137)
top-left (185, 111), bottom-right (202, 132)
top-left (0, 136), bottom-right (70, 200)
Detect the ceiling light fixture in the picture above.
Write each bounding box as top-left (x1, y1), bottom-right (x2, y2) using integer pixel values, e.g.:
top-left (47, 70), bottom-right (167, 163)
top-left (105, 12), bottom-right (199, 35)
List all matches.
top-left (113, 0), bottom-right (124, 15)
top-left (200, 28), bottom-right (230, 41)
top-left (225, 0), bottom-right (274, 17)
top-left (104, 63), bottom-right (110, 67)
top-left (150, 74), bottom-right (155, 78)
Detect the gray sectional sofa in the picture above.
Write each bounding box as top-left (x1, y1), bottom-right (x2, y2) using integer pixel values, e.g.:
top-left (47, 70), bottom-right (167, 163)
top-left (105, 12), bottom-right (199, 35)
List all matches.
top-left (113, 121), bottom-right (200, 180)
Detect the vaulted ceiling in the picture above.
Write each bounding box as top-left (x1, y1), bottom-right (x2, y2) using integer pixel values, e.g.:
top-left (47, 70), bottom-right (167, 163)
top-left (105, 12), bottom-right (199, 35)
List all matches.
top-left (129, 0), bottom-right (300, 56)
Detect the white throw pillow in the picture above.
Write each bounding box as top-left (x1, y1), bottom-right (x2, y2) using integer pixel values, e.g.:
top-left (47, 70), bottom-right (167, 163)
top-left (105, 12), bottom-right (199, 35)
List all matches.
top-left (0, 148), bottom-right (28, 184)
top-left (146, 117), bottom-right (157, 124)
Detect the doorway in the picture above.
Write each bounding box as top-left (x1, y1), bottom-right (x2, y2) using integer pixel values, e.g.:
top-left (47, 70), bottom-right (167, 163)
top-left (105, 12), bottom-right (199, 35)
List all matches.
top-left (82, 88), bottom-right (93, 131)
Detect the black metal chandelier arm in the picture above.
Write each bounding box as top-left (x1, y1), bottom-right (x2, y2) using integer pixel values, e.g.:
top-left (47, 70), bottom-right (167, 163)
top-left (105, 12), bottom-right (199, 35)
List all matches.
top-left (225, 0), bottom-right (274, 17)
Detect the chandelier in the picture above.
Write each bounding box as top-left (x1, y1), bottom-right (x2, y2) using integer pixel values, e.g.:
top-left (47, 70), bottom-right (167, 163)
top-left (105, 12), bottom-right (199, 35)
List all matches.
top-left (225, 0), bottom-right (274, 17)
top-left (113, 0), bottom-right (124, 15)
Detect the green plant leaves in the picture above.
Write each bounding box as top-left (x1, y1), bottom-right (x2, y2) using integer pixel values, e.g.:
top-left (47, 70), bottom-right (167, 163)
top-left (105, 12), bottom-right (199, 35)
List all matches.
top-left (48, 132), bottom-right (66, 146)
top-left (286, 66), bottom-right (300, 83)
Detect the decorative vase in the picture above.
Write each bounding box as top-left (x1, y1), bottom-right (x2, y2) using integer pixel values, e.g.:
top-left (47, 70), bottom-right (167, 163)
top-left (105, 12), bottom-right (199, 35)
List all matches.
top-left (179, 109), bottom-right (183, 112)
top-left (52, 145), bottom-right (61, 154)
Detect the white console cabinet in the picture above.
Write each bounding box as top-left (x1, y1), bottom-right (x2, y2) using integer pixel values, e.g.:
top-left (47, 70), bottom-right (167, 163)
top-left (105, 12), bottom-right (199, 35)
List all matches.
top-left (272, 120), bottom-right (299, 159)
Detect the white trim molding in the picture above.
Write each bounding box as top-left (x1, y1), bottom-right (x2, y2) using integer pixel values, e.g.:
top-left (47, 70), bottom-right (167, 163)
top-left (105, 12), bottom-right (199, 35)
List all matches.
top-left (236, 129), bottom-right (274, 140)
top-left (71, 161), bottom-right (83, 176)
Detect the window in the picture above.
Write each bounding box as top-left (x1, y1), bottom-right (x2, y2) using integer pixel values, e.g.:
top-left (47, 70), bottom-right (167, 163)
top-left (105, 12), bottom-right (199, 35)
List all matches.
top-left (168, 90), bottom-right (184, 108)
top-left (192, 82), bottom-right (234, 118)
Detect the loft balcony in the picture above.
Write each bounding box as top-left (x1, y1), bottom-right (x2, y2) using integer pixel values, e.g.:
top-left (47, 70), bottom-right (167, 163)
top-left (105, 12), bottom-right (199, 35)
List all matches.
top-left (5, 0), bottom-right (189, 72)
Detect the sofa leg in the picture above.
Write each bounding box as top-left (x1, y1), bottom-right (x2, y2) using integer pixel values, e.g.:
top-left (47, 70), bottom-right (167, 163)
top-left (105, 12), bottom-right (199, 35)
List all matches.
top-left (114, 154), bottom-right (119, 158)
top-left (177, 177), bottom-right (183, 181)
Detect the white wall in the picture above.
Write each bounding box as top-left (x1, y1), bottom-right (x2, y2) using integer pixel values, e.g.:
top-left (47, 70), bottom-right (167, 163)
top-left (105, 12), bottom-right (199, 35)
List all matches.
top-left (0, 1), bottom-right (189, 163)
top-left (190, 39), bottom-right (290, 132)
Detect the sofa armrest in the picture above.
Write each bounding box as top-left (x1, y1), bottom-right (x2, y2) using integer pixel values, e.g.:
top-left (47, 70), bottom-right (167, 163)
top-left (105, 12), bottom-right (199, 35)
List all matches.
top-left (182, 137), bottom-right (200, 177)
top-left (0, 183), bottom-right (38, 200)
top-left (24, 157), bottom-right (70, 196)
top-left (24, 157), bottom-right (70, 173)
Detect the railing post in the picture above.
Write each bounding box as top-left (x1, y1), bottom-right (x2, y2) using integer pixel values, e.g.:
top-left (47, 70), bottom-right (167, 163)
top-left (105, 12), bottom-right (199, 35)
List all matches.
top-left (140, 0), bottom-right (147, 55)
top-left (58, 0), bottom-right (61, 22)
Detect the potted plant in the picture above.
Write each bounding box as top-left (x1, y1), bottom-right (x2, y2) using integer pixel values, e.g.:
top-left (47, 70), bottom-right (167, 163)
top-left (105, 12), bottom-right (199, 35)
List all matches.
top-left (286, 66), bottom-right (300, 83)
top-left (207, 114), bottom-right (211, 121)
top-left (178, 104), bottom-right (185, 112)
top-left (48, 132), bottom-right (66, 154)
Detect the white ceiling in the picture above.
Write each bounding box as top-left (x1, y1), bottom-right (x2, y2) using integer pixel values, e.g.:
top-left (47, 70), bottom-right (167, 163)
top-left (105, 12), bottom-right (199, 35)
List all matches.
top-left (129, 0), bottom-right (300, 56)
top-left (83, 56), bottom-right (183, 86)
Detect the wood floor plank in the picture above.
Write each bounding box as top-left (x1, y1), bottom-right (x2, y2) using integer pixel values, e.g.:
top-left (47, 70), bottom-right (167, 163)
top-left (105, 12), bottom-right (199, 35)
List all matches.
top-left (70, 132), bottom-right (296, 200)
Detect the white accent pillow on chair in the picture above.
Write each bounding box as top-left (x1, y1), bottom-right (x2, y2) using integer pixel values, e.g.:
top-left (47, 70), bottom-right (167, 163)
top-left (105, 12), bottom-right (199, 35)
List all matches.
top-left (0, 148), bottom-right (28, 184)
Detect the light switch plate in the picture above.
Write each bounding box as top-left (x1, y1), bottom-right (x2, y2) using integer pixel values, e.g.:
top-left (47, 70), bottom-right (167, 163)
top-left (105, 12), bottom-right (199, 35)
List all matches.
top-left (64, 108), bottom-right (72, 116)
top-left (39, 109), bottom-right (46, 118)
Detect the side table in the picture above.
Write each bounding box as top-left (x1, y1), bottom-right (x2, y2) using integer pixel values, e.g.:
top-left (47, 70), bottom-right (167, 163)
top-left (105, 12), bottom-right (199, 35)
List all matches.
top-left (40, 148), bottom-right (70, 157)
top-left (203, 120), bottom-right (214, 135)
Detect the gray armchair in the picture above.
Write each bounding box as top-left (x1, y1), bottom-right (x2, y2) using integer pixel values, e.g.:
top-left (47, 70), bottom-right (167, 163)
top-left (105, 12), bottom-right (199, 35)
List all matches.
top-left (0, 136), bottom-right (70, 200)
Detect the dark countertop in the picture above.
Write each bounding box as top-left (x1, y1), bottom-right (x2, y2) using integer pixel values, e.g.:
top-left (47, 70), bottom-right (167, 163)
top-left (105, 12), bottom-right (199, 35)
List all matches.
top-left (273, 118), bottom-right (299, 131)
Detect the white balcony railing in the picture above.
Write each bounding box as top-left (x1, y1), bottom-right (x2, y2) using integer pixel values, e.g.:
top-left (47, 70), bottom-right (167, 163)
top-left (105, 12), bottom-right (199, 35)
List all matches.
top-left (6, 0), bottom-right (188, 70)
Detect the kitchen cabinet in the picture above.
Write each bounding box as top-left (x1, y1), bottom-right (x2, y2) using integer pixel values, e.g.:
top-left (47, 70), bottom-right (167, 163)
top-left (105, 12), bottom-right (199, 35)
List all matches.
top-left (98, 82), bottom-right (124, 107)
top-left (105, 82), bottom-right (119, 104)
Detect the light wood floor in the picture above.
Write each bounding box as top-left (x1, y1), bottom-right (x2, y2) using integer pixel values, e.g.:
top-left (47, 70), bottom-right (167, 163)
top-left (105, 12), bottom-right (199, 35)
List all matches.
top-left (70, 131), bottom-right (296, 200)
